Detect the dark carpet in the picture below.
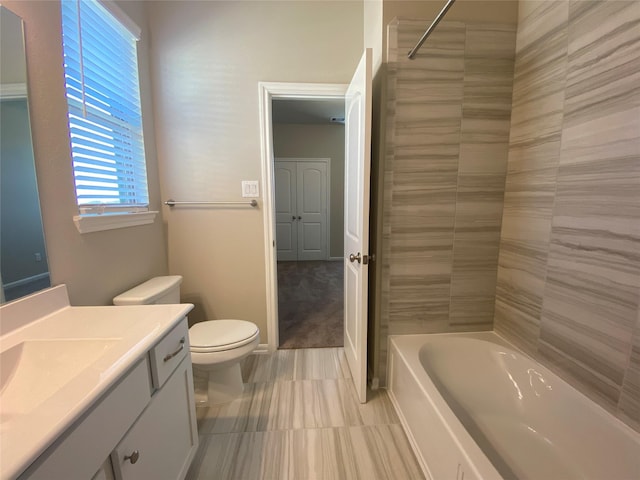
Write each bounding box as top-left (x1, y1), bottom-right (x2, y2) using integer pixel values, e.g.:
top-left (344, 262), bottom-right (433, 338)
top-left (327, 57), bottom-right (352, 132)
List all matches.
top-left (277, 260), bottom-right (344, 349)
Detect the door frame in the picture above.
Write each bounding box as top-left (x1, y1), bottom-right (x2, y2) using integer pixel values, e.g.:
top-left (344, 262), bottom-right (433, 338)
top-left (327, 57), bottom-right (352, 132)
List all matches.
top-left (275, 157), bottom-right (331, 262)
top-left (258, 82), bottom-right (347, 351)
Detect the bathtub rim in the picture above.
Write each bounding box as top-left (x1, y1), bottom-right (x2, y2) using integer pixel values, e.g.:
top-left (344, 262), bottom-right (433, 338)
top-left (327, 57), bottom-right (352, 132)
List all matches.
top-left (387, 332), bottom-right (503, 480)
top-left (386, 331), bottom-right (640, 480)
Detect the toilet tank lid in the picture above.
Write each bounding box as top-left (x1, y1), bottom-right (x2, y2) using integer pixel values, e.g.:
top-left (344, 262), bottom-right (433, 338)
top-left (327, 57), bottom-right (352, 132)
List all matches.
top-left (113, 275), bottom-right (183, 305)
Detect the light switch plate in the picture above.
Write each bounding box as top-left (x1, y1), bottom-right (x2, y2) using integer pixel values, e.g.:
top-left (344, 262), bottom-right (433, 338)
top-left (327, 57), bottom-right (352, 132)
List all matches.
top-left (242, 180), bottom-right (259, 197)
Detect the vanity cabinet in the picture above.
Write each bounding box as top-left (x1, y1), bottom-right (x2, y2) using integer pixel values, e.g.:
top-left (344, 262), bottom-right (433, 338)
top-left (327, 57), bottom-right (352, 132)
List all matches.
top-left (18, 319), bottom-right (198, 480)
top-left (111, 356), bottom-right (196, 479)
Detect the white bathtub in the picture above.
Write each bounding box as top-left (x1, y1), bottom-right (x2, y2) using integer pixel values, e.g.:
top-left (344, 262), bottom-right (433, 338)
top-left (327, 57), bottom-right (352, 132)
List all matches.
top-left (387, 332), bottom-right (640, 480)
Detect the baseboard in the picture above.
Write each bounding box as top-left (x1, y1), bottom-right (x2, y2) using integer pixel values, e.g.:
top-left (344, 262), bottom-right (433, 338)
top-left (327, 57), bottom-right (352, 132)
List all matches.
top-left (253, 343), bottom-right (270, 354)
top-left (328, 256), bottom-right (344, 262)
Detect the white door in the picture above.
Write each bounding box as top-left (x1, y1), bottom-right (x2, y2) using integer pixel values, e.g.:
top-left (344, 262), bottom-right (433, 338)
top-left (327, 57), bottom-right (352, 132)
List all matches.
top-left (344, 49), bottom-right (372, 404)
top-left (275, 161), bottom-right (297, 261)
top-left (297, 162), bottom-right (327, 261)
top-left (275, 160), bottom-right (328, 261)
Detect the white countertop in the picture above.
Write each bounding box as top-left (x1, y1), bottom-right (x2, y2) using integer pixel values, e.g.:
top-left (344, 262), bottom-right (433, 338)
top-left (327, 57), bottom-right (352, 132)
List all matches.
top-left (0, 286), bottom-right (193, 479)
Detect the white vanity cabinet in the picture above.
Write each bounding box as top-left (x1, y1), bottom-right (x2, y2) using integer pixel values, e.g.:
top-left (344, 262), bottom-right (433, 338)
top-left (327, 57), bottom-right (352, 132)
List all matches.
top-left (18, 318), bottom-right (198, 480)
top-left (111, 356), bottom-right (196, 479)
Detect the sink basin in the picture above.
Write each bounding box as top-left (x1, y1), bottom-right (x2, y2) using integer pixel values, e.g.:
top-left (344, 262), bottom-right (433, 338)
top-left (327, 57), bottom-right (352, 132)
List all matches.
top-left (1, 339), bottom-right (119, 423)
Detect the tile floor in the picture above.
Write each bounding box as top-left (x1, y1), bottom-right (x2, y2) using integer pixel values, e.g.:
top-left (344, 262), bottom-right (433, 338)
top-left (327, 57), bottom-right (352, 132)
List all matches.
top-left (186, 348), bottom-right (424, 480)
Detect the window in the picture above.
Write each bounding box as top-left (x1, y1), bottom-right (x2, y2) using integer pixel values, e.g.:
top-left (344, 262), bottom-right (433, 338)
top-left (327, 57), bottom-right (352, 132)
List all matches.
top-left (61, 0), bottom-right (154, 231)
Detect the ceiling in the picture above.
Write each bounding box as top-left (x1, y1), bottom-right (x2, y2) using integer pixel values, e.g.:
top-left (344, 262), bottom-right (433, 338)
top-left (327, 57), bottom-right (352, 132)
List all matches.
top-left (272, 98), bottom-right (345, 125)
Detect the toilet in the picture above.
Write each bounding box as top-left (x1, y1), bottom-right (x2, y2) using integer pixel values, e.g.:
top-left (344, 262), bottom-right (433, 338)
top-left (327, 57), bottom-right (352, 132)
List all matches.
top-left (113, 275), bottom-right (259, 405)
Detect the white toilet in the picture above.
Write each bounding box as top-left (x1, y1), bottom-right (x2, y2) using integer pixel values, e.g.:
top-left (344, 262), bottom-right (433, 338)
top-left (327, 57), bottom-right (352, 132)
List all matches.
top-left (113, 275), bottom-right (259, 405)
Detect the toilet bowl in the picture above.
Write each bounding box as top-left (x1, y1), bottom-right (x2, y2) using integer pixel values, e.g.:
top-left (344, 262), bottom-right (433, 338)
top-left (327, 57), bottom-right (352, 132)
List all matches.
top-left (189, 319), bottom-right (259, 404)
top-left (113, 275), bottom-right (260, 405)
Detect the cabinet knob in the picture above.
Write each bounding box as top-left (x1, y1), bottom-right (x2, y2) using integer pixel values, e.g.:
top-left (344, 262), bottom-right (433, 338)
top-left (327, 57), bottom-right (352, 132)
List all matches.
top-left (124, 450), bottom-right (140, 464)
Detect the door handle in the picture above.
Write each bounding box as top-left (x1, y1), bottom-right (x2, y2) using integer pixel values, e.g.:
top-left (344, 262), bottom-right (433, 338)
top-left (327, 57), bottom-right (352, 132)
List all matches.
top-left (292, 216), bottom-right (296, 221)
top-left (349, 252), bottom-right (361, 263)
top-left (297, 216), bottom-right (302, 220)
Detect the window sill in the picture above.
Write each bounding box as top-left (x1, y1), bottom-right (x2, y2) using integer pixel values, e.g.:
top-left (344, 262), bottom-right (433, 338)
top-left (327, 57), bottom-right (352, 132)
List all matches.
top-left (73, 211), bottom-right (158, 234)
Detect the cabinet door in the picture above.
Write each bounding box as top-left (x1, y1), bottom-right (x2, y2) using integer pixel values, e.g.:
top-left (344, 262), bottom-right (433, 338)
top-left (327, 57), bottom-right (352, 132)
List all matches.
top-left (112, 357), bottom-right (198, 480)
top-left (91, 458), bottom-right (116, 480)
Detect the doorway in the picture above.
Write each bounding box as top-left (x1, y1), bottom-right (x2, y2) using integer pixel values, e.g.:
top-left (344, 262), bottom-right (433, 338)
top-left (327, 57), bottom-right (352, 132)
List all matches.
top-left (260, 50), bottom-right (372, 402)
top-left (258, 83), bottom-right (348, 351)
top-left (273, 101), bottom-right (345, 348)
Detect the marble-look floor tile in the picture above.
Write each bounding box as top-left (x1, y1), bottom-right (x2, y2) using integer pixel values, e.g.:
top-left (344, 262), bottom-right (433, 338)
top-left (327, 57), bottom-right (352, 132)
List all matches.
top-left (187, 424), bottom-right (424, 480)
top-left (198, 362), bottom-right (398, 435)
top-left (285, 425), bottom-right (424, 480)
top-left (241, 348), bottom-right (349, 384)
top-left (189, 347), bottom-right (421, 479)
top-left (186, 430), bottom-right (287, 480)
top-left (241, 349), bottom-right (296, 384)
top-left (196, 381), bottom-right (275, 434)
top-left (292, 347), bottom-right (351, 381)
top-left (266, 379), bottom-right (367, 431)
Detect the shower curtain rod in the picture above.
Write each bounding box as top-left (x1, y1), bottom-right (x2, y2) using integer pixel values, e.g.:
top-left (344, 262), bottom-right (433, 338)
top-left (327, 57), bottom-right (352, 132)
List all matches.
top-left (407, 0), bottom-right (457, 59)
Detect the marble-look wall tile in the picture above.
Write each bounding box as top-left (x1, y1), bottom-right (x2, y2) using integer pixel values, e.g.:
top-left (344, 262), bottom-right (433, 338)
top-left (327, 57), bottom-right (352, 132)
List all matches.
top-left (379, 19), bottom-right (516, 382)
top-left (538, 0), bottom-right (640, 416)
top-left (450, 173), bottom-right (505, 327)
top-left (383, 20), bottom-right (465, 340)
top-left (494, 0), bottom-right (569, 356)
top-left (619, 309), bottom-right (640, 430)
top-left (496, 0), bottom-right (640, 432)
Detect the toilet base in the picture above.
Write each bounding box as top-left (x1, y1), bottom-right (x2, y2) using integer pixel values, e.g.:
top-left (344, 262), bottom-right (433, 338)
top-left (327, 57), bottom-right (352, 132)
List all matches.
top-left (195, 363), bottom-right (244, 406)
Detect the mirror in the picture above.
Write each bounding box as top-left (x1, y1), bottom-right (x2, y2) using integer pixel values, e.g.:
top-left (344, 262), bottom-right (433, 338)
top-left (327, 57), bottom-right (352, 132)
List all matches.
top-left (0, 5), bottom-right (50, 303)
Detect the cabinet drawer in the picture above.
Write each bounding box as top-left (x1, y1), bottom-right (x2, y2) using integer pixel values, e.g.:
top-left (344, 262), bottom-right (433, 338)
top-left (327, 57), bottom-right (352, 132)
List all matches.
top-left (149, 319), bottom-right (189, 389)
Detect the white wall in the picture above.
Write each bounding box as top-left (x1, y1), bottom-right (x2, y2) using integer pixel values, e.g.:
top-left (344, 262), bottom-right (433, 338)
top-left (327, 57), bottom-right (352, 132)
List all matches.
top-left (147, 1), bottom-right (363, 337)
top-left (2, 0), bottom-right (168, 306)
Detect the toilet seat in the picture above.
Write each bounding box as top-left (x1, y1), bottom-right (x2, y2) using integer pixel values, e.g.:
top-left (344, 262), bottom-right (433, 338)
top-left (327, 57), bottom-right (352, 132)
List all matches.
top-left (189, 319), bottom-right (259, 353)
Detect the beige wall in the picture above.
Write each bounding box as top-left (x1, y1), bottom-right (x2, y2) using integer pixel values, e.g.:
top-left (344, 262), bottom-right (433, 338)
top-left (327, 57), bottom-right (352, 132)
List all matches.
top-left (273, 123), bottom-right (345, 259)
top-left (2, 1), bottom-right (168, 306)
top-left (364, 0), bottom-right (384, 74)
top-left (147, 1), bottom-right (363, 338)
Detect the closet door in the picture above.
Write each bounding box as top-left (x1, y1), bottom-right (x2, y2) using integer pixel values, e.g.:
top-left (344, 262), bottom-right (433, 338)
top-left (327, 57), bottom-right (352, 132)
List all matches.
top-left (274, 161), bottom-right (297, 261)
top-left (296, 162), bottom-right (327, 261)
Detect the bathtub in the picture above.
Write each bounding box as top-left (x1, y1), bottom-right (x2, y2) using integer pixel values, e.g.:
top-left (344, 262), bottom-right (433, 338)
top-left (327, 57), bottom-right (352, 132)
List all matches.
top-left (387, 332), bottom-right (640, 480)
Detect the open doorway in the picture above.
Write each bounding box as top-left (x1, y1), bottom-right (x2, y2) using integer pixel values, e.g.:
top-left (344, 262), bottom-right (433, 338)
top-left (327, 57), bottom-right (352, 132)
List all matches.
top-left (258, 82), bottom-right (348, 351)
top-left (272, 99), bottom-right (345, 349)
top-left (260, 51), bottom-right (372, 401)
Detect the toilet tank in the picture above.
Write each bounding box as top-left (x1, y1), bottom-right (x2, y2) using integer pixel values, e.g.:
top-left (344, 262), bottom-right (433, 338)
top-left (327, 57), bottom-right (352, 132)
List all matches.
top-left (113, 275), bottom-right (182, 305)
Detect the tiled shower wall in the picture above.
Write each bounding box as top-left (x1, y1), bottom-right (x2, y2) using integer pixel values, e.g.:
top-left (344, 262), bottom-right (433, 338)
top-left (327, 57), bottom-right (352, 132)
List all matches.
top-left (378, 19), bottom-right (517, 381)
top-left (495, 0), bottom-right (640, 432)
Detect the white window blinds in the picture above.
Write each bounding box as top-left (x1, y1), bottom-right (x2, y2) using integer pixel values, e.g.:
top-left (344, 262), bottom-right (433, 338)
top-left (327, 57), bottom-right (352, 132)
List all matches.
top-left (61, 0), bottom-right (148, 214)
